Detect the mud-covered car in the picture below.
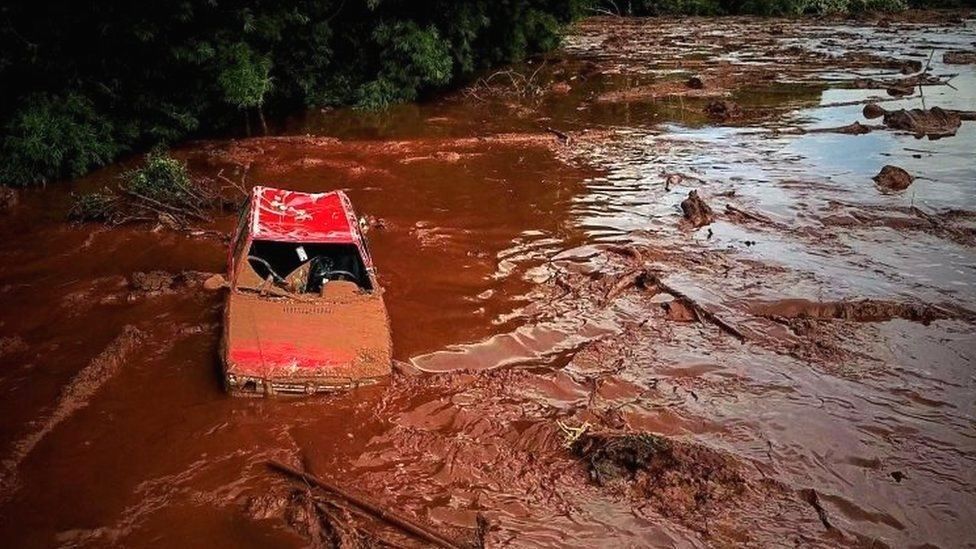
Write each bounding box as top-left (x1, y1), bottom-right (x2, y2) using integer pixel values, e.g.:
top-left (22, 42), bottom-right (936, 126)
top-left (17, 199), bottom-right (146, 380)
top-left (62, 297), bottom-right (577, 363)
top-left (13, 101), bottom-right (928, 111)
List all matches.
top-left (219, 186), bottom-right (392, 396)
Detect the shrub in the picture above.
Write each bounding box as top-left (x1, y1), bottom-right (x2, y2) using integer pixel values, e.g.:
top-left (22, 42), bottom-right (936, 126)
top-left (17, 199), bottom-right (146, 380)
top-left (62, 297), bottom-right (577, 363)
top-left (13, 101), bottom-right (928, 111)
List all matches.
top-left (0, 93), bottom-right (120, 187)
top-left (122, 150), bottom-right (199, 207)
top-left (218, 42), bottom-right (274, 110)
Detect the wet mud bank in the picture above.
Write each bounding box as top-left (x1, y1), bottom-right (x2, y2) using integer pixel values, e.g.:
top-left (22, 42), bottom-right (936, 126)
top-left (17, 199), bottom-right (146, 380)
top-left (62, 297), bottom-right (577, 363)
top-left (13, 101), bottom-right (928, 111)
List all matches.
top-left (2, 9), bottom-right (976, 549)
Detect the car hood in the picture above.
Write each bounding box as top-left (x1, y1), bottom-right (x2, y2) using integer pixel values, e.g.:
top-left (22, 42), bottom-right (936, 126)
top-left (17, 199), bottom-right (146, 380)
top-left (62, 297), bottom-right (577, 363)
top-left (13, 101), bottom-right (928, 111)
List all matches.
top-left (225, 290), bottom-right (391, 381)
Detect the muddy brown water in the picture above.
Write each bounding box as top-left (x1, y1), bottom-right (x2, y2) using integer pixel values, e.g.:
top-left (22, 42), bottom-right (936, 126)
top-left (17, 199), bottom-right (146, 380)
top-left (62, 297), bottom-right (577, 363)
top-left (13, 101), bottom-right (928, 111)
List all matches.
top-left (2, 13), bottom-right (976, 548)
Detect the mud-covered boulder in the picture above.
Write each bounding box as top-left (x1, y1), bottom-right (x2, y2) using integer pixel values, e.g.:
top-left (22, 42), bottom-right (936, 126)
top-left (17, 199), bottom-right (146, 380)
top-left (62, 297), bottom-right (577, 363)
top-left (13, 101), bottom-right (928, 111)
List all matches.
top-left (873, 165), bottom-right (914, 191)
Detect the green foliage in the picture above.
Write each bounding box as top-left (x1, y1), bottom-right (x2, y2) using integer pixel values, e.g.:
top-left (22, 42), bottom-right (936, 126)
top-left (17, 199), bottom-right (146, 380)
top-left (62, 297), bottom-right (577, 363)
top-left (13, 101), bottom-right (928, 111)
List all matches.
top-left (357, 22), bottom-right (453, 108)
top-left (621, 0), bottom-right (724, 15)
top-left (846, 0), bottom-right (909, 12)
top-left (122, 149), bottom-right (195, 207)
top-left (0, 93), bottom-right (121, 186)
top-left (218, 42), bottom-right (273, 109)
top-left (0, 1), bottom-right (587, 186)
top-left (68, 190), bottom-right (118, 221)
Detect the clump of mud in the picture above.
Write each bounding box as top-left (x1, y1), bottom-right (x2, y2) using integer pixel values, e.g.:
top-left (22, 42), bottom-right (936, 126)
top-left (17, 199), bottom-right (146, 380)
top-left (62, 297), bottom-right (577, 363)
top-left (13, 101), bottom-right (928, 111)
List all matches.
top-left (572, 432), bottom-right (746, 525)
top-left (873, 165), bottom-right (914, 191)
top-left (128, 270), bottom-right (215, 295)
top-left (864, 104), bottom-right (962, 139)
top-left (944, 51), bottom-right (976, 65)
top-left (680, 190), bottom-right (714, 227)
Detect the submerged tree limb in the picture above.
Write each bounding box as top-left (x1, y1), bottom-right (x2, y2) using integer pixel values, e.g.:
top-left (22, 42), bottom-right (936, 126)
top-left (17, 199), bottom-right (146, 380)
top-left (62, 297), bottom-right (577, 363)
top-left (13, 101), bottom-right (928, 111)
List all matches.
top-left (268, 460), bottom-right (465, 549)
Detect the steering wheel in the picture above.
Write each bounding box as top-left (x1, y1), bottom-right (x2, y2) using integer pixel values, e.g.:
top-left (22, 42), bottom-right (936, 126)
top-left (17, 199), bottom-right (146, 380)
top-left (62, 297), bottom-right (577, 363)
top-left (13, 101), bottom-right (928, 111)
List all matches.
top-left (247, 255), bottom-right (286, 283)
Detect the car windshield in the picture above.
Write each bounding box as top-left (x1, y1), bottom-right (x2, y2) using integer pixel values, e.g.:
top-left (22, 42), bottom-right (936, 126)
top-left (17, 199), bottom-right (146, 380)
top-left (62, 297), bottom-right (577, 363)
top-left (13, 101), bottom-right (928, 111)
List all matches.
top-left (238, 240), bottom-right (372, 295)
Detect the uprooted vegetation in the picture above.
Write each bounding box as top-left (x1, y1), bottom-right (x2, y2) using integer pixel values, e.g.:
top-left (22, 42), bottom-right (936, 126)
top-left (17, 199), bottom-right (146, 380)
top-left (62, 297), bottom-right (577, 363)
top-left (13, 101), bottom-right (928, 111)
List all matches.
top-left (246, 489), bottom-right (382, 548)
top-left (69, 150), bottom-right (234, 228)
top-left (572, 432), bottom-right (747, 522)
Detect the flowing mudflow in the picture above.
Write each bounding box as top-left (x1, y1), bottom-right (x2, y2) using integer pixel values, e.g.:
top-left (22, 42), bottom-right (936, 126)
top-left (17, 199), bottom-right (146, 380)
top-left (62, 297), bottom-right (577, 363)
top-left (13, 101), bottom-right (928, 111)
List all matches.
top-left (2, 10), bottom-right (976, 548)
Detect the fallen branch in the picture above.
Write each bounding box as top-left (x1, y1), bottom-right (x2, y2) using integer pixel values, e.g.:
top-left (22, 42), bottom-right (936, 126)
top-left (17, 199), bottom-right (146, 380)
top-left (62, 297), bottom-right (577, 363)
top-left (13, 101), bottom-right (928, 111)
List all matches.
top-left (268, 460), bottom-right (464, 549)
top-left (544, 126), bottom-right (570, 144)
top-left (642, 270), bottom-right (747, 342)
top-left (599, 265), bottom-right (747, 342)
top-left (725, 204), bottom-right (776, 225)
top-left (122, 189), bottom-right (211, 223)
top-left (602, 267), bottom-right (647, 305)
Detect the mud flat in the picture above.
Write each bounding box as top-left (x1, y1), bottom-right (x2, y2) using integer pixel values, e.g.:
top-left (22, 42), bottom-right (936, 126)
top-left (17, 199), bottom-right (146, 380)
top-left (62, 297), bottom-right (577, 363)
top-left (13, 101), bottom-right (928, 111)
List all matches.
top-left (1, 9), bottom-right (975, 549)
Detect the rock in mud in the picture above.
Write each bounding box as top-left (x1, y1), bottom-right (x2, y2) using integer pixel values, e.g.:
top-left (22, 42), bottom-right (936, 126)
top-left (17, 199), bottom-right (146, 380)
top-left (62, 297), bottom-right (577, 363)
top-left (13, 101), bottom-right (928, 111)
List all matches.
top-left (944, 51), bottom-right (976, 65)
top-left (0, 186), bottom-right (17, 212)
top-left (680, 190), bottom-right (714, 227)
top-left (873, 165), bottom-right (914, 191)
top-left (685, 75), bottom-right (705, 90)
top-left (704, 99), bottom-right (742, 121)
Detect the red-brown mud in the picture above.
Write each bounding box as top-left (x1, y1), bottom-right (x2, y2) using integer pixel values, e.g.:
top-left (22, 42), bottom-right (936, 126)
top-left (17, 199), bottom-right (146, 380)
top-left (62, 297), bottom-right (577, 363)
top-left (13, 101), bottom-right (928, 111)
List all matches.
top-left (2, 9), bottom-right (976, 549)
top-left (0, 326), bottom-right (145, 495)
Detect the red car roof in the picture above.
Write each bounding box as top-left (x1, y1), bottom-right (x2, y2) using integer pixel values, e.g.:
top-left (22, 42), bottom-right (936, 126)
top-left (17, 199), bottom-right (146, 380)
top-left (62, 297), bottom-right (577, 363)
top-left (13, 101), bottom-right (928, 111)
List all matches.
top-left (249, 186), bottom-right (359, 244)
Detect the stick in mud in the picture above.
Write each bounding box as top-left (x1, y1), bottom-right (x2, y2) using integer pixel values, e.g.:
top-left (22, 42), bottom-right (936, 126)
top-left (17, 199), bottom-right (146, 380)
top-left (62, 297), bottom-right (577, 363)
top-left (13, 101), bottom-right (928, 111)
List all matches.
top-left (600, 266), bottom-right (747, 342)
top-left (800, 488), bottom-right (835, 531)
top-left (268, 460), bottom-right (466, 549)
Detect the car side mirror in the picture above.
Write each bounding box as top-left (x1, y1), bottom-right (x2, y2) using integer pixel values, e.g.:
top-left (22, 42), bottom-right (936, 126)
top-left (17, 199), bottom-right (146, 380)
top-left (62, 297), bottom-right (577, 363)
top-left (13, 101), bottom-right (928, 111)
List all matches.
top-left (203, 274), bottom-right (229, 291)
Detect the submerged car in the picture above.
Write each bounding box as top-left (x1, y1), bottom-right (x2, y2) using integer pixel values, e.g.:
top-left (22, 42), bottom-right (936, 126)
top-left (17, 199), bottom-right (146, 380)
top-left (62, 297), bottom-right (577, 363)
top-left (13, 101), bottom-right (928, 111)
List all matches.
top-left (219, 186), bottom-right (392, 396)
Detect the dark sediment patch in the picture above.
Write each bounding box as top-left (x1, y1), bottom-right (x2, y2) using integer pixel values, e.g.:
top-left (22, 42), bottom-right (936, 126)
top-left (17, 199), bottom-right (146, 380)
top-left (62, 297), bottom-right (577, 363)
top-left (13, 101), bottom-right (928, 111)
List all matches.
top-left (0, 336), bottom-right (28, 358)
top-left (572, 432), bottom-right (746, 520)
top-left (704, 99), bottom-right (742, 121)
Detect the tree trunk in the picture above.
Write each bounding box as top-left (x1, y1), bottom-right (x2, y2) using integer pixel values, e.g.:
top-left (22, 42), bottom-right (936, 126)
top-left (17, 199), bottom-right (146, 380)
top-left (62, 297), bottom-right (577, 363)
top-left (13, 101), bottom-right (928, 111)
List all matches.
top-left (257, 106), bottom-right (269, 136)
